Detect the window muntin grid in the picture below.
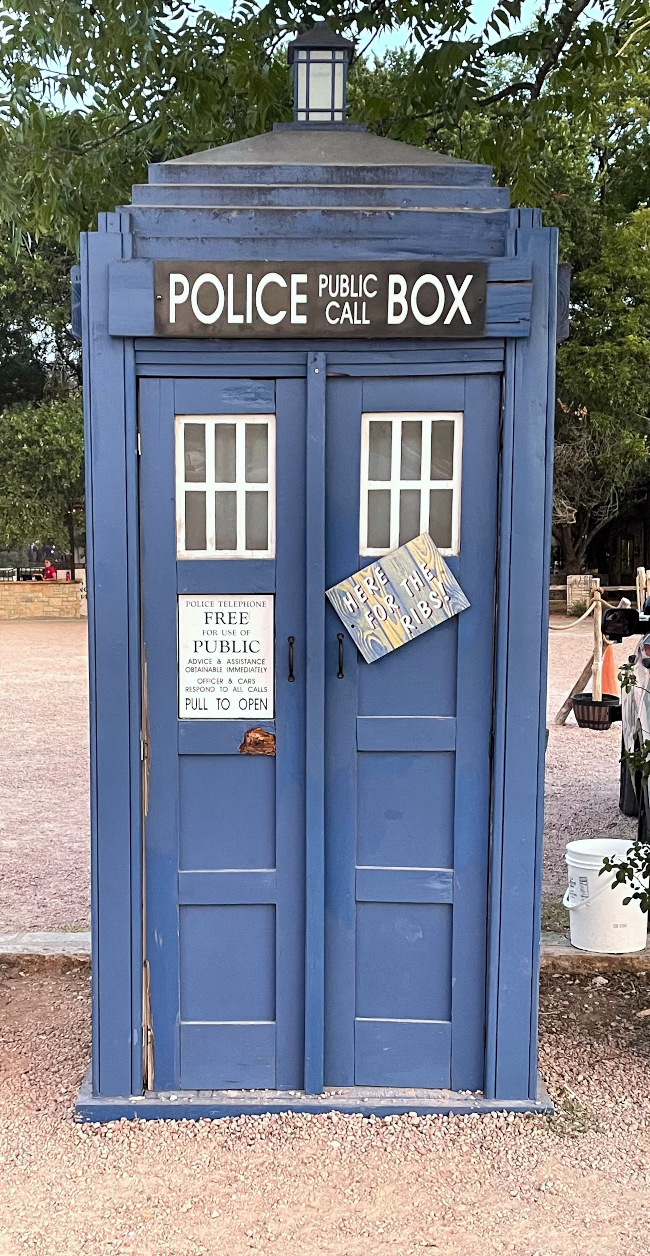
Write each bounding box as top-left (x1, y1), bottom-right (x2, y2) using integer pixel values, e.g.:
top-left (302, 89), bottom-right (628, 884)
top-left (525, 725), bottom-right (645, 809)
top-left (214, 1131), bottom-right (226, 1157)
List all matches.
top-left (295, 49), bottom-right (347, 123)
top-left (175, 414), bottom-right (275, 558)
top-left (359, 412), bottom-right (463, 557)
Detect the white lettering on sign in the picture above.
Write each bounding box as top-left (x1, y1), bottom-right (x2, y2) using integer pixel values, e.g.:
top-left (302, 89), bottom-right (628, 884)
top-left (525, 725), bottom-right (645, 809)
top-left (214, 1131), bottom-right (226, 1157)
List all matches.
top-left (156, 261), bottom-right (487, 339)
top-left (178, 594), bottom-right (274, 719)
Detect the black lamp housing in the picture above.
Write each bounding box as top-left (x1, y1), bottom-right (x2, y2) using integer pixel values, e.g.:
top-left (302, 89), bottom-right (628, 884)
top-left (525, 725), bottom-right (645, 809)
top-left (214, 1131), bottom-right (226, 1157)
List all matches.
top-left (287, 21), bottom-right (354, 125)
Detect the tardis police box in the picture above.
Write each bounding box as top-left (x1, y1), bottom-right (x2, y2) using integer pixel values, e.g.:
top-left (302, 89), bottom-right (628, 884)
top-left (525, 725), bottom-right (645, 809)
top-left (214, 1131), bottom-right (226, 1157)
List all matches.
top-left (77, 24), bottom-right (556, 1120)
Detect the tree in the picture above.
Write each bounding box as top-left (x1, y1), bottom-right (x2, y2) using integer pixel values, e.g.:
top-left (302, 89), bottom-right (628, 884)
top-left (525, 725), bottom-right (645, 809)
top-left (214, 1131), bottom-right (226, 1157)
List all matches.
top-left (0, 0), bottom-right (648, 246)
top-left (0, 395), bottom-right (84, 572)
top-left (553, 209), bottom-right (650, 571)
top-left (0, 234), bottom-right (80, 410)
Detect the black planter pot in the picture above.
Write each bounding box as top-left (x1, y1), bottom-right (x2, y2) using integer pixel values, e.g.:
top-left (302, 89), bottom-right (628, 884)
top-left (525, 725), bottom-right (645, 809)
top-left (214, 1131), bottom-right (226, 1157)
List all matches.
top-left (572, 692), bottom-right (620, 730)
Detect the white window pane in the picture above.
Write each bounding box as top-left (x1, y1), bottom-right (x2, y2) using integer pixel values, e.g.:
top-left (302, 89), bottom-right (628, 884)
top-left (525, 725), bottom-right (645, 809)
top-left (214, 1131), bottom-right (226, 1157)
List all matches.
top-left (185, 491), bottom-right (206, 550)
top-left (215, 424), bottom-right (236, 483)
top-left (367, 489), bottom-right (391, 549)
top-left (308, 60), bottom-right (334, 111)
top-left (184, 424), bottom-right (206, 483)
top-left (429, 489), bottom-right (453, 549)
top-left (245, 424), bottom-right (268, 483)
top-left (215, 492), bottom-right (237, 550)
top-left (400, 421), bottom-right (422, 481)
top-left (399, 489), bottom-right (421, 546)
top-left (246, 492), bottom-right (268, 550)
top-left (368, 421), bottom-right (392, 481)
top-left (431, 421), bottom-right (455, 480)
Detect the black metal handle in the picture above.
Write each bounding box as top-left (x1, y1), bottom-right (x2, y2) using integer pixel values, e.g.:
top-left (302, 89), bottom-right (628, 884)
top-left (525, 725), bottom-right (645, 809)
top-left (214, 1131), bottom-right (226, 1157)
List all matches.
top-left (287, 636), bottom-right (295, 682)
top-left (337, 633), bottom-right (345, 679)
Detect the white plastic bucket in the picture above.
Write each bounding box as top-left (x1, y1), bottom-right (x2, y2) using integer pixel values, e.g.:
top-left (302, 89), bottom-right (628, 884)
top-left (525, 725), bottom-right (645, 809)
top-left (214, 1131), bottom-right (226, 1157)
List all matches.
top-left (564, 838), bottom-right (648, 953)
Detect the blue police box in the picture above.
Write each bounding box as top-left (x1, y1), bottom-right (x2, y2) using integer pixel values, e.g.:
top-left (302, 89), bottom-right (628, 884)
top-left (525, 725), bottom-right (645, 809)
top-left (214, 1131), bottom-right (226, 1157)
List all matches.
top-left (77, 25), bottom-right (556, 1120)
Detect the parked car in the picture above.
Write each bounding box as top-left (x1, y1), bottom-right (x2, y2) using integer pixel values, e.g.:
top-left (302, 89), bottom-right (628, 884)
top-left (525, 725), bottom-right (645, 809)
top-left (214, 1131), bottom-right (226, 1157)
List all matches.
top-left (615, 605), bottom-right (650, 836)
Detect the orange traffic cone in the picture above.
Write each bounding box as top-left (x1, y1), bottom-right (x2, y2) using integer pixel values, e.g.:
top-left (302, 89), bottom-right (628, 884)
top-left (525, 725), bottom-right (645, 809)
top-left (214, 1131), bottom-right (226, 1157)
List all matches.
top-left (601, 643), bottom-right (619, 698)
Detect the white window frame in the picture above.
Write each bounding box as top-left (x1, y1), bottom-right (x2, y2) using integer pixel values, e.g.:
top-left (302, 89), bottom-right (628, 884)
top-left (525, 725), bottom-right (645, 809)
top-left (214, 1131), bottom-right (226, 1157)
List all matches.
top-left (175, 414), bottom-right (276, 559)
top-left (359, 411), bottom-right (463, 557)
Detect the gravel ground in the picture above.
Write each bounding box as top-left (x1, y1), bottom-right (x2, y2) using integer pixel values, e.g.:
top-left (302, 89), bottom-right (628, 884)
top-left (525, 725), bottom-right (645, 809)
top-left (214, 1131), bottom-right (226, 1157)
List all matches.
top-left (0, 965), bottom-right (649, 1255)
top-left (544, 622), bottom-right (636, 902)
top-left (0, 621), bottom-right (89, 931)
top-left (0, 616), bottom-right (638, 927)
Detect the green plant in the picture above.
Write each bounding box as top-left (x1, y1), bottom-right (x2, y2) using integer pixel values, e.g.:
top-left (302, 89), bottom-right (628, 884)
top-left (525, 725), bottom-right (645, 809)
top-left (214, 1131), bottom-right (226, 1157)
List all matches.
top-left (570, 599), bottom-right (588, 616)
top-left (601, 842), bottom-right (650, 914)
top-left (619, 660), bottom-right (637, 694)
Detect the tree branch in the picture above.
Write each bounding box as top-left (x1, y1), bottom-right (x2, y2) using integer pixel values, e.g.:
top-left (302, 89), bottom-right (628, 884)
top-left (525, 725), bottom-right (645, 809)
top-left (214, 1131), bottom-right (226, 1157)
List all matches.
top-left (478, 0), bottom-right (591, 108)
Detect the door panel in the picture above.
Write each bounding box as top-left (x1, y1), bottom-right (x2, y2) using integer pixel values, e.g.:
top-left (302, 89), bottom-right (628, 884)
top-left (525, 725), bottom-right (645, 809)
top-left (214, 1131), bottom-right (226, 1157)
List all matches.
top-left (140, 376), bottom-right (306, 1093)
top-left (324, 372), bottom-right (500, 1092)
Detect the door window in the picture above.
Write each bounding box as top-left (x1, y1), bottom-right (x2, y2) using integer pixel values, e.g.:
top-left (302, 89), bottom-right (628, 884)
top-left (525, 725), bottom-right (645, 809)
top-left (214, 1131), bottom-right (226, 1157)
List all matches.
top-left (359, 412), bottom-right (462, 556)
top-left (176, 414), bottom-right (275, 558)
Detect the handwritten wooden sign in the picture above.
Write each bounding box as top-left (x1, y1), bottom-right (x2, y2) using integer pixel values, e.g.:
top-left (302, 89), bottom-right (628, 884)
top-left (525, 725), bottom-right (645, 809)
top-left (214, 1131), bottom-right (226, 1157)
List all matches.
top-left (326, 533), bottom-right (469, 664)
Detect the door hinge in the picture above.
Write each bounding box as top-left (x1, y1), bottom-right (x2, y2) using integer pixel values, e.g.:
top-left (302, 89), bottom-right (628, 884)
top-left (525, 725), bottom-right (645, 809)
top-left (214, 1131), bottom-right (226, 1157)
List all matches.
top-left (137, 431), bottom-right (142, 456)
top-left (142, 959), bottom-right (154, 1091)
top-left (140, 732), bottom-right (149, 761)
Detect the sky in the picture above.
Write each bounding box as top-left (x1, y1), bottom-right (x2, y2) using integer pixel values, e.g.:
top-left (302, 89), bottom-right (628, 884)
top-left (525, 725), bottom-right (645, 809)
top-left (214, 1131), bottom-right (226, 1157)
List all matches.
top-left (200, 0), bottom-right (545, 55)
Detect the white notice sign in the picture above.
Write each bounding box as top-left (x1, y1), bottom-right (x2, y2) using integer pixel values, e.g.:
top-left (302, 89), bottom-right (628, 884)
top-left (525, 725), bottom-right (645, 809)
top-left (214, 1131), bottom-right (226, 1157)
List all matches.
top-left (178, 594), bottom-right (274, 720)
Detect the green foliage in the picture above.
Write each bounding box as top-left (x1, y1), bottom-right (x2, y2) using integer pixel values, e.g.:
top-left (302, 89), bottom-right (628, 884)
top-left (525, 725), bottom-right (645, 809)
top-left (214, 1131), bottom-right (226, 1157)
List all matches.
top-left (618, 660), bottom-right (637, 693)
top-left (0, 234), bottom-right (79, 410)
top-left (554, 208), bottom-right (650, 569)
top-left (601, 841), bottom-right (650, 914)
top-left (622, 736), bottom-right (650, 782)
top-left (0, 1), bottom-right (648, 246)
top-left (0, 394), bottom-right (84, 550)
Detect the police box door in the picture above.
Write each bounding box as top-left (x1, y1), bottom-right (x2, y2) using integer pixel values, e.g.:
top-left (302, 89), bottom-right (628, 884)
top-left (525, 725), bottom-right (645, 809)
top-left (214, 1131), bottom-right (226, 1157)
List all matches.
top-left (324, 370), bottom-right (500, 1092)
top-left (139, 376), bottom-right (306, 1092)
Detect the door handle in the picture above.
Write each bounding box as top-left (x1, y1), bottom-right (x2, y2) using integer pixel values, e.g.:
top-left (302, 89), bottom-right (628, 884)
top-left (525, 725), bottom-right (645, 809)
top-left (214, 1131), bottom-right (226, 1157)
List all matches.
top-left (287, 636), bottom-right (295, 682)
top-left (337, 633), bottom-right (345, 679)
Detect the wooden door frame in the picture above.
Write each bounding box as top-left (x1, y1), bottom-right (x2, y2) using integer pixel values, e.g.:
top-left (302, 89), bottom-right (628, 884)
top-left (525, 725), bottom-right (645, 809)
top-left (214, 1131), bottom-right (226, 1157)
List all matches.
top-left (83, 217), bottom-right (555, 1103)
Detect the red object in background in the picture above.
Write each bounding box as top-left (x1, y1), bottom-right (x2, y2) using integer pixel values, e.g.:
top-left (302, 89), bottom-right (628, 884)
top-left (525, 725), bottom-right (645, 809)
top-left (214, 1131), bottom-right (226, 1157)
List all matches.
top-left (65, 571), bottom-right (71, 582)
top-left (43, 560), bottom-right (56, 581)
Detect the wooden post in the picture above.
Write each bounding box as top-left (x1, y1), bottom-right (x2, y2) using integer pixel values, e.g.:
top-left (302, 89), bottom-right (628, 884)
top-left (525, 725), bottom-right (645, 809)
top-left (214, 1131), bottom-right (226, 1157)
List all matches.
top-left (592, 581), bottom-right (603, 702)
top-left (637, 567), bottom-right (646, 612)
top-left (554, 654), bottom-right (594, 725)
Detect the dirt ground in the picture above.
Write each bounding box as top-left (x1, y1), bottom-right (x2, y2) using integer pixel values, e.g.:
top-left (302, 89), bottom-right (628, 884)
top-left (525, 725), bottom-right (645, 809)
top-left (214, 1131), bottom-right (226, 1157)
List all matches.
top-left (0, 963), bottom-right (648, 1255)
top-left (0, 621), bottom-right (89, 931)
top-left (0, 616), bottom-right (640, 929)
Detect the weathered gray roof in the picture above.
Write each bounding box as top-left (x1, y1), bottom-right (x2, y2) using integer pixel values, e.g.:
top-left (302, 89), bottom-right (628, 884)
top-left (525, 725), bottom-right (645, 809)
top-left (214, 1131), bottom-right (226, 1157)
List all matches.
top-left (161, 125), bottom-right (472, 169)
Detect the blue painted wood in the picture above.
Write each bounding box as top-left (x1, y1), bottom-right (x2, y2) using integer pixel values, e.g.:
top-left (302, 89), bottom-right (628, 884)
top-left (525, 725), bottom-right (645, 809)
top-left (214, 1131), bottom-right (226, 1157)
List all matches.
top-left (135, 234), bottom-right (507, 264)
top-left (130, 206), bottom-right (509, 242)
top-left (355, 867), bottom-right (453, 904)
top-left (356, 900), bottom-right (451, 1019)
top-left (173, 377), bottom-right (274, 413)
top-left (484, 340), bottom-right (516, 1101)
top-left (178, 720), bottom-right (275, 754)
top-left (132, 182), bottom-right (511, 209)
top-left (140, 376), bottom-right (181, 1090)
top-left (323, 377), bottom-right (362, 1086)
top-left (84, 225), bottom-right (140, 1097)
top-left (304, 352), bottom-right (327, 1096)
top-left (273, 376), bottom-right (307, 1090)
top-left (179, 755), bottom-right (275, 870)
top-left (134, 339), bottom-right (506, 362)
top-left (138, 360), bottom-right (508, 378)
top-left (179, 870), bottom-right (277, 904)
top-left (176, 560), bottom-right (275, 595)
top-left (180, 1024), bottom-right (276, 1090)
top-left (140, 372), bottom-right (307, 1095)
top-left (108, 260), bottom-right (154, 335)
top-left (357, 752), bottom-right (454, 868)
top-left (109, 261), bottom-right (529, 339)
top-left (148, 160), bottom-right (495, 188)
top-left (354, 1020), bottom-right (451, 1088)
top-left (449, 371), bottom-right (500, 1092)
top-left (491, 223), bottom-right (556, 1100)
top-left (356, 716), bottom-right (456, 752)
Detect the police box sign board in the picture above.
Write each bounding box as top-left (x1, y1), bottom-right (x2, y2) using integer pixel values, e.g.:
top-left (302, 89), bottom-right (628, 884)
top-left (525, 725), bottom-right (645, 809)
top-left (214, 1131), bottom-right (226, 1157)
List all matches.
top-left (178, 594), bottom-right (274, 719)
top-left (154, 261), bottom-right (487, 339)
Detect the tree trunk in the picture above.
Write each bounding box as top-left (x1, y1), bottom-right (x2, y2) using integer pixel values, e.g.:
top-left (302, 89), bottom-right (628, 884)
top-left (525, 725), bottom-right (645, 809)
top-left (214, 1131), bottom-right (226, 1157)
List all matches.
top-left (66, 509), bottom-right (76, 581)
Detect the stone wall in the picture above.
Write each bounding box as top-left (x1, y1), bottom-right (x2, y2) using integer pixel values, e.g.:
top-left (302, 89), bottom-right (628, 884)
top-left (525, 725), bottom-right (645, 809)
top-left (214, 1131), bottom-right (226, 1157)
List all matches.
top-left (0, 581), bottom-right (87, 620)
